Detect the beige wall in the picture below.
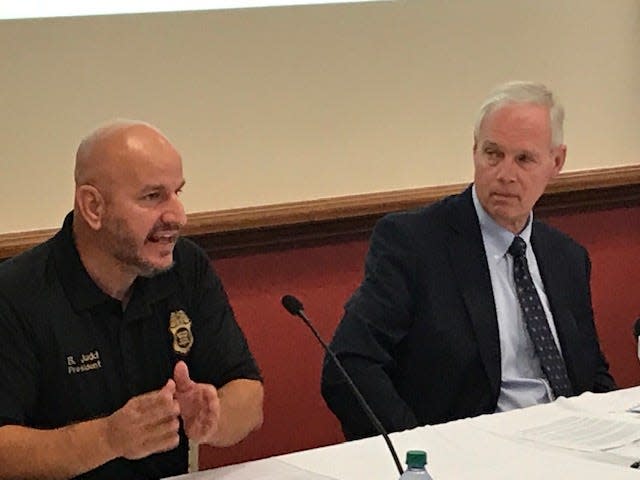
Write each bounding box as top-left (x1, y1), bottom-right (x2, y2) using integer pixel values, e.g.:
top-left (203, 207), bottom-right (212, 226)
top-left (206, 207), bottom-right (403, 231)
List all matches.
top-left (1, 0), bottom-right (639, 234)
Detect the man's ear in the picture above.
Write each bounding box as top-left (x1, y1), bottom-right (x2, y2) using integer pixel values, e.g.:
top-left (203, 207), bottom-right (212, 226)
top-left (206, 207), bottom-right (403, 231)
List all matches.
top-left (75, 185), bottom-right (105, 230)
top-left (551, 145), bottom-right (567, 176)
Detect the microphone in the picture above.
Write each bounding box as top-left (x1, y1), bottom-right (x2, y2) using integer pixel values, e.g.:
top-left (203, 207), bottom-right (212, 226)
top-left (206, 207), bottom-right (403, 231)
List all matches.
top-left (633, 318), bottom-right (640, 361)
top-left (281, 294), bottom-right (404, 476)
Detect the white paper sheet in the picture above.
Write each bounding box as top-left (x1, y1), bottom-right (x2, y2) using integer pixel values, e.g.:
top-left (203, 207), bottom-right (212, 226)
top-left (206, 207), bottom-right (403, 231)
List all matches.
top-left (518, 415), bottom-right (640, 452)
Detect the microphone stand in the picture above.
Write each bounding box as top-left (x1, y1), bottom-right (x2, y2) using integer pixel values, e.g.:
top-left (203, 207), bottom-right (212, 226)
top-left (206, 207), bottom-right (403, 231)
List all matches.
top-left (282, 295), bottom-right (404, 476)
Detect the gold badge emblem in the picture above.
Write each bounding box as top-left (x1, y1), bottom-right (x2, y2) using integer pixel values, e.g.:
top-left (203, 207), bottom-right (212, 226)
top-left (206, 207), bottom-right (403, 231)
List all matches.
top-left (169, 310), bottom-right (194, 355)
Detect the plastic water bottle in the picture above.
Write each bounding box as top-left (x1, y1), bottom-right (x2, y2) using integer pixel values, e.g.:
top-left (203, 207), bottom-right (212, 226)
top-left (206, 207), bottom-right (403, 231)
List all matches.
top-left (399, 450), bottom-right (434, 479)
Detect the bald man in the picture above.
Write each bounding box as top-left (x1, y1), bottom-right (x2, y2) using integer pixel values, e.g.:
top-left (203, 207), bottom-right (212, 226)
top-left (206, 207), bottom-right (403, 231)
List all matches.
top-left (0, 121), bottom-right (264, 479)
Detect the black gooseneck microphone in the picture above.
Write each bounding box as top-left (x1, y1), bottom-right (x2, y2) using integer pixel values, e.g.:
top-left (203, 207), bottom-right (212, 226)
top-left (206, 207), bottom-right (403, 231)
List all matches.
top-left (633, 318), bottom-right (640, 362)
top-left (631, 318), bottom-right (640, 469)
top-left (281, 294), bottom-right (404, 476)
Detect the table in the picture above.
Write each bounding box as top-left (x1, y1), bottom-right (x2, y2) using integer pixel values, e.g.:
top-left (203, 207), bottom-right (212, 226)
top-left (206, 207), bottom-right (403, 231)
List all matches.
top-left (168, 386), bottom-right (640, 479)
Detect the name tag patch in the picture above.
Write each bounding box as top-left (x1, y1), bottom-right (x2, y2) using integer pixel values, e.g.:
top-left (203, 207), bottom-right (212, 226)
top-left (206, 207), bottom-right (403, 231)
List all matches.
top-left (66, 350), bottom-right (102, 374)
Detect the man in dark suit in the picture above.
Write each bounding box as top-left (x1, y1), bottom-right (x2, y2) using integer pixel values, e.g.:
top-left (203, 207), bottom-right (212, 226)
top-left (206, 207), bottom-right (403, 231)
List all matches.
top-left (321, 81), bottom-right (616, 440)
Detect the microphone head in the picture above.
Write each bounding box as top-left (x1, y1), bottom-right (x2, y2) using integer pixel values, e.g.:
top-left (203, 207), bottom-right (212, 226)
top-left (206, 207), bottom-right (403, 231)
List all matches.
top-left (634, 318), bottom-right (640, 337)
top-left (281, 295), bottom-right (304, 315)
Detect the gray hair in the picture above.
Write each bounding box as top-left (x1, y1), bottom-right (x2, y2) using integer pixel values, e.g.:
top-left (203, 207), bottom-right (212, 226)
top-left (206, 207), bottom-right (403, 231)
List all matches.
top-left (473, 81), bottom-right (565, 147)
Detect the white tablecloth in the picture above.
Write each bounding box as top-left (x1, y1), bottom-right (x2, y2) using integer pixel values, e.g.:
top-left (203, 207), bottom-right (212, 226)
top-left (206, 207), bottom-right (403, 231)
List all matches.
top-left (168, 386), bottom-right (640, 480)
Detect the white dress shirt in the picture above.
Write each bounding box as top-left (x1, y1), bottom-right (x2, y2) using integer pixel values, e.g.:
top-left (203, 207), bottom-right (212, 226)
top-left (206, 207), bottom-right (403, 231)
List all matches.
top-left (471, 186), bottom-right (563, 411)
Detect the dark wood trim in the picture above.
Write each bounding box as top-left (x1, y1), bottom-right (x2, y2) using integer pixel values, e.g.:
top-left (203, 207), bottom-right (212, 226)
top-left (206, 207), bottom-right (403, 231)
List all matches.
top-left (2, 165), bottom-right (640, 260)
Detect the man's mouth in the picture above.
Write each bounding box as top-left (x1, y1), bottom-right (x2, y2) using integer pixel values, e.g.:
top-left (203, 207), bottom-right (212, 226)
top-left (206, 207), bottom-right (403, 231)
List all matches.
top-left (492, 192), bottom-right (518, 199)
top-left (147, 231), bottom-right (179, 244)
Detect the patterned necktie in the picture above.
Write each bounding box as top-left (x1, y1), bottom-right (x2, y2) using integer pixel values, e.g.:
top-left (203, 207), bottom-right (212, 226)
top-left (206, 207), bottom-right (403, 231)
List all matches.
top-left (508, 236), bottom-right (573, 398)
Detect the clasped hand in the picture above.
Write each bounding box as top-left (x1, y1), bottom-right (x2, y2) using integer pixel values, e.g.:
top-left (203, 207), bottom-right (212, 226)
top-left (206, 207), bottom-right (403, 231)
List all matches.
top-left (106, 361), bottom-right (220, 460)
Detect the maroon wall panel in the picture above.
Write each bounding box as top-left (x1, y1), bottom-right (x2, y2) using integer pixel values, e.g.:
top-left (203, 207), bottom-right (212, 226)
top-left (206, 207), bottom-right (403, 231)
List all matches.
top-left (199, 204), bottom-right (640, 470)
top-left (199, 239), bottom-right (368, 469)
top-left (542, 205), bottom-right (640, 388)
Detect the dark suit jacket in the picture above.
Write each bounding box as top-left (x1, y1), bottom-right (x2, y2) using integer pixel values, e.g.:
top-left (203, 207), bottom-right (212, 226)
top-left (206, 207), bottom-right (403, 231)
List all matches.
top-left (321, 187), bottom-right (616, 440)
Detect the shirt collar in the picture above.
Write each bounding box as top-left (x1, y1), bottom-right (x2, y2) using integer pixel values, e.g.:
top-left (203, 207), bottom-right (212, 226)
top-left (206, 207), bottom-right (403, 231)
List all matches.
top-left (471, 184), bottom-right (533, 258)
top-left (52, 212), bottom-right (178, 314)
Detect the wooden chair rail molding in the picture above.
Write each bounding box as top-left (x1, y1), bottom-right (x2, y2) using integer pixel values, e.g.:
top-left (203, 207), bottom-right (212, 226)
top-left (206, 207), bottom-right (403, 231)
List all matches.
top-left (2, 164), bottom-right (640, 261)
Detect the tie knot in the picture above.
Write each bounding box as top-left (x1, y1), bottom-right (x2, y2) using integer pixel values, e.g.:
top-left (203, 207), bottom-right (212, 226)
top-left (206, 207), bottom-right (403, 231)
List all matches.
top-left (508, 236), bottom-right (527, 257)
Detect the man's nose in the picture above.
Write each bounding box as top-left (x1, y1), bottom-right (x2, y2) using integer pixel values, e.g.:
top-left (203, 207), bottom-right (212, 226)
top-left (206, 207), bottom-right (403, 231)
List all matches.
top-left (496, 156), bottom-right (517, 182)
top-left (163, 193), bottom-right (187, 228)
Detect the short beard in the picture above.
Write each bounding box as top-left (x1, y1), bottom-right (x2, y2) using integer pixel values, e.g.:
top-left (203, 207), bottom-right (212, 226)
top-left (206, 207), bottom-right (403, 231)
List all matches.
top-left (101, 214), bottom-right (174, 278)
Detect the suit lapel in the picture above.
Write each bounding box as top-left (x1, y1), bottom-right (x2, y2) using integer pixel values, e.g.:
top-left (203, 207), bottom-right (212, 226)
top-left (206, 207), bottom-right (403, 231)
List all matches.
top-left (446, 188), bottom-right (502, 398)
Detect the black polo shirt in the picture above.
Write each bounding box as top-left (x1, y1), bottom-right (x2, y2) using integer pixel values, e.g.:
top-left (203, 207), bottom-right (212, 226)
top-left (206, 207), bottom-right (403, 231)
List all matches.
top-left (0, 213), bottom-right (261, 480)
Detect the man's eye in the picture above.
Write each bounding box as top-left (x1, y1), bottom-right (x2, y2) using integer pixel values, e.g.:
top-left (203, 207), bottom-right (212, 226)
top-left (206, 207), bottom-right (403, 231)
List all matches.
top-left (484, 148), bottom-right (501, 158)
top-left (517, 154), bottom-right (533, 163)
top-left (144, 192), bottom-right (160, 200)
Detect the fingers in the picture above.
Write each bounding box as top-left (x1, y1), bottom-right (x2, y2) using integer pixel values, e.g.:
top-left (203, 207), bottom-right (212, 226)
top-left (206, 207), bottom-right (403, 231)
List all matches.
top-left (163, 378), bottom-right (176, 395)
top-left (180, 384), bottom-right (221, 443)
top-left (107, 372), bottom-right (223, 459)
top-left (173, 361), bottom-right (194, 393)
top-left (106, 382), bottom-right (182, 460)
top-left (142, 381), bottom-right (181, 426)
